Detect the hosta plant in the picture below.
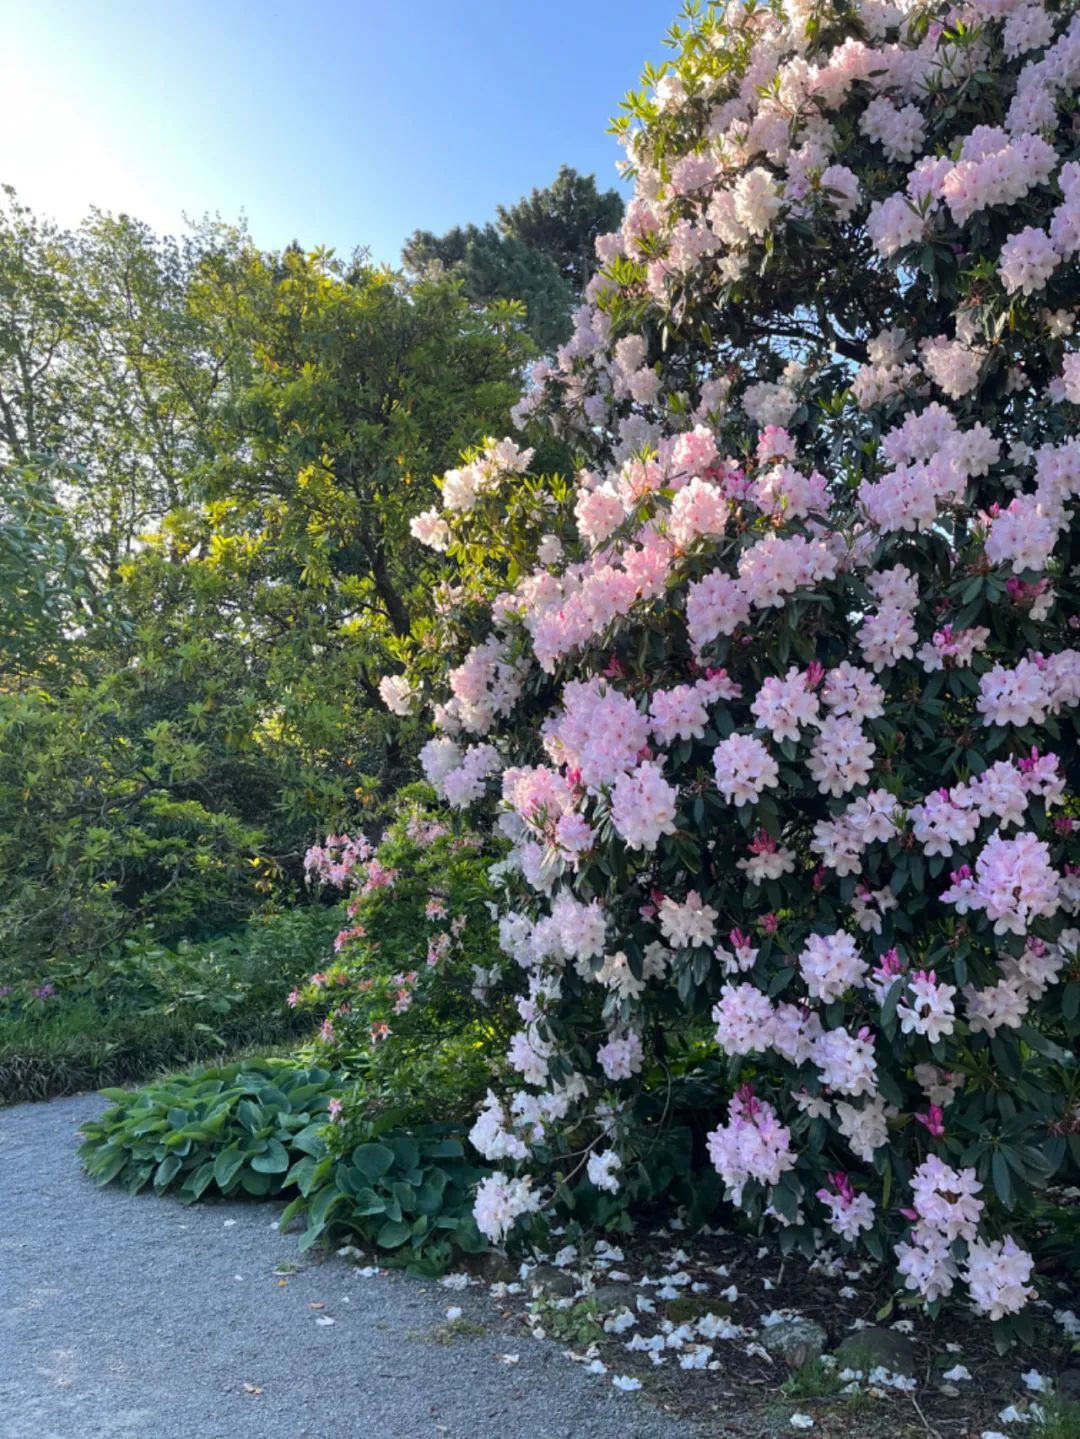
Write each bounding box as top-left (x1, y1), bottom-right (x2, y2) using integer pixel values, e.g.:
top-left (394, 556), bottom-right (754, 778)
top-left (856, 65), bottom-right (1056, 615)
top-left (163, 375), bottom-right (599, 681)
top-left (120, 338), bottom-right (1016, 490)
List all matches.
top-left (281, 1118), bottom-right (491, 1268)
top-left (78, 1059), bottom-right (342, 1201)
top-left (382, 0), bottom-right (1080, 1331)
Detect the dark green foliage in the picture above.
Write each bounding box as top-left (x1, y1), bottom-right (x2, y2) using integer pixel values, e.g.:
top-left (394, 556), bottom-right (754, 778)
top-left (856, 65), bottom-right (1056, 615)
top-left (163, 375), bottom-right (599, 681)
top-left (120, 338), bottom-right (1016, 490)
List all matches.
top-left (496, 164), bottom-right (625, 292)
top-left (403, 164), bottom-right (624, 350)
top-left (0, 675), bottom-right (273, 969)
top-left (78, 1058), bottom-right (343, 1201)
top-left (280, 1117), bottom-right (491, 1270)
top-left (0, 464), bottom-right (95, 681)
top-left (0, 905), bottom-right (341, 1103)
top-left (403, 223), bottom-right (574, 351)
top-left (0, 1001), bottom-right (316, 1108)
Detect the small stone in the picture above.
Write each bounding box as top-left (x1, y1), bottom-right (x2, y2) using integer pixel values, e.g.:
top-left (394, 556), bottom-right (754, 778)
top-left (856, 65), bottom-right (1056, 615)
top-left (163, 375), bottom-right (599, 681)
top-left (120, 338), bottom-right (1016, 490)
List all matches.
top-left (591, 1282), bottom-right (638, 1310)
top-left (760, 1317), bottom-right (828, 1368)
top-left (530, 1264), bottom-right (576, 1298)
top-left (833, 1327), bottom-right (917, 1378)
top-left (461, 1250), bottom-right (518, 1284)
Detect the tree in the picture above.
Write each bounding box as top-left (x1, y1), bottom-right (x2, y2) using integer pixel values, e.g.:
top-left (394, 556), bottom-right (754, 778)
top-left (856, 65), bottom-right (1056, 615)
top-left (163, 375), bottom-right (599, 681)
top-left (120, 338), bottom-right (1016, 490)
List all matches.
top-left (0, 192), bottom-right (250, 581)
top-left (0, 464), bottom-right (95, 682)
top-left (403, 166), bottom-right (624, 351)
top-left (0, 201), bottom-right (531, 968)
top-left (403, 223), bottom-right (574, 353)
top-left (497, 163), bottom-right (624, 293)
top-left (183, 245), bottom-right (530, 693)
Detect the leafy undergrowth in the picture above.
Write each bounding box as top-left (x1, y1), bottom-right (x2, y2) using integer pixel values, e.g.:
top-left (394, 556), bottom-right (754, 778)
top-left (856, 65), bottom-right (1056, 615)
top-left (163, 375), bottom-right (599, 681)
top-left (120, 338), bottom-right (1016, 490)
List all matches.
top-left (1, 905), bottom-right (342, 1104)
top-left (78, 1059), bottom-right (343, 1200)
top-left (0, 1002), bottom-right (320, 1106)
top-left (78, 1056), bottom-right (493, 1272)
top-left (281, 1120), bottom-right (491, 1271)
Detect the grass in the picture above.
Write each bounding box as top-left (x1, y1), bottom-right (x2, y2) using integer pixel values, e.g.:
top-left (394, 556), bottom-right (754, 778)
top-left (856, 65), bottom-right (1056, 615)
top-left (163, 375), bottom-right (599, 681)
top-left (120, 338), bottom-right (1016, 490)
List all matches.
top-left (1039, 1399), bottom-right (1080, 1439)
top-left (779, 1358), bottom-right (844, 1400)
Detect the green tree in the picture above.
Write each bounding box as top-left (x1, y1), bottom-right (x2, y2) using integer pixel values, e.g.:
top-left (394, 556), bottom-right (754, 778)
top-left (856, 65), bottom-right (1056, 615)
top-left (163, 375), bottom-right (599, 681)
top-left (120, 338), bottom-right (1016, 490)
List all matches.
top-left (496, 163), bottom-right (624, 292)
top-left (403, 166), bottom-right (624, 351)
top-left (0, 201), bottom-right (530, 971)
top-left (403, 223), bottom-right (573, 352)
top-left (0, 464), bottom-right (95, 682)
top-left (0, 192), bottom-right (253, 578)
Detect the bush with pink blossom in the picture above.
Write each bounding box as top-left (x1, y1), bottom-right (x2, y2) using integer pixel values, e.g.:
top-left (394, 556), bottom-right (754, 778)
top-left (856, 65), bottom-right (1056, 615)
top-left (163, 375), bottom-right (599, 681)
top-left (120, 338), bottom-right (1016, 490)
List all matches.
top-left (382, 0), bottom-right (1080, 1330)
top-left (293, 787), bottom-right (516, 1124)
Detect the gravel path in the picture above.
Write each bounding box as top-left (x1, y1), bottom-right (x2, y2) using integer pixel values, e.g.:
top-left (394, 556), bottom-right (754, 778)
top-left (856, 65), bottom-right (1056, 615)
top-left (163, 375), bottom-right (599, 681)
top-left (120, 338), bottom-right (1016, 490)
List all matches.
top-left (0, 1093), bottom-right (697, 1439)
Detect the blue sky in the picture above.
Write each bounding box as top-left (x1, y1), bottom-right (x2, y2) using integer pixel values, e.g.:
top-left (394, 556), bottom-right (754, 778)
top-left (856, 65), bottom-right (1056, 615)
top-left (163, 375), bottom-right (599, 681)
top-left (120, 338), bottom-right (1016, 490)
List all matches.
top-left (2, 0), bottom-right (678, 264)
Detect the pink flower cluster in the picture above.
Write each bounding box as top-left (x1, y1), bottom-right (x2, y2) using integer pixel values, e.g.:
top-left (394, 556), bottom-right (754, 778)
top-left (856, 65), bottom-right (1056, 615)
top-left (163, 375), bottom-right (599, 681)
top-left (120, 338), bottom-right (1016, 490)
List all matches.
top-left (389, 0), bottom-right (1080, 1308)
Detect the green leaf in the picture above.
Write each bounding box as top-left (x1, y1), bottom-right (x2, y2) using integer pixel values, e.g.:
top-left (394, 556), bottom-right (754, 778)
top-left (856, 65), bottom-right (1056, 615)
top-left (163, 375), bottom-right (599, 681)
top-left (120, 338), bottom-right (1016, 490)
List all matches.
top-left (279, 1194), bottom-right (306, 1230)
top-left (251, 1138), bottom-right (290, 1174)
top-left (376, 1219), bottom-right (412, 1249)
top-left (240, 1168), bottom-right (273, 1196)
top-left (387, 1134), bottom-right (421, 1173)
top-left (186, 1161), bottom-right (216, 1200)
top-left (350, 1142), bottom-right (396, 1183)
top-left (91, 1149), bottom-right (128, 1186)
top-left (213, 1146), bottom-right (246, 1190)
top-left (235, 1100), bottom-right (265, 1134)
top-left (289, 1123), bottom-right (328, 1158)
top-left (285, 1156), bottom-right (316, 1192)
top-left (310, 1182), bottom-right (349, 1231)
top-left (1062, 984), bottom-right (1079, 1022)
top-left (154, 1154), bottom-right (183, 1190)
top-left (350, 1187), bottom-right (388, 1217)
top-left (413, 1182), bottom-right (445, 1216)
top-left (991, 1150), bottom-right (1014, 1209)
top-left (390, 1180), bottom-right (416, 1213)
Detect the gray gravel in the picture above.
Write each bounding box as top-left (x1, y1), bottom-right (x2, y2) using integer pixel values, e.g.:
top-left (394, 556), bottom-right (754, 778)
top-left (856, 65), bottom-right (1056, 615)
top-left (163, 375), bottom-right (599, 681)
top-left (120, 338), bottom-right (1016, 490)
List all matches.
top-left (0, 1093), bottom-right (697, 1439)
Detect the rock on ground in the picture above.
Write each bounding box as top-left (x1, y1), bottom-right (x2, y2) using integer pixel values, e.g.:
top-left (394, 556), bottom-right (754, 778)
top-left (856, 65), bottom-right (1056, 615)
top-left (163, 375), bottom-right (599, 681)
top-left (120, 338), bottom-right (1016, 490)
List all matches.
top-left (759, 1316), bottom-right (828, 1368)
top-left (833, 1325), bottom-right (918, 1377)
top-left (0, 1093), bottom-right (695, 1439)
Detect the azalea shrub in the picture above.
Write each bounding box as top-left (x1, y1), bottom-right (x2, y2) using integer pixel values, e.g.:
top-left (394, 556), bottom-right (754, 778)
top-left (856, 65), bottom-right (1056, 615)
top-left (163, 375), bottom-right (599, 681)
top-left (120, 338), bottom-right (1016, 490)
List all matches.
top-left (294, 789), bottom-right (516, 1122)
top-left (381, 0), bottom-right (1080, 1328)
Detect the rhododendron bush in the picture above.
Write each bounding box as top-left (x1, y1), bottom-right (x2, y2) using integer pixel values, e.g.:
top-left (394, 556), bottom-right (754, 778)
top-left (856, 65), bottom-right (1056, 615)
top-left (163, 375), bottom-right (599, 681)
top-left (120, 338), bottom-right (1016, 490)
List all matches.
top-left (385, 0), bottom-right (1080, 1323)
top-left (295, 791), bottom-right (516, 1124)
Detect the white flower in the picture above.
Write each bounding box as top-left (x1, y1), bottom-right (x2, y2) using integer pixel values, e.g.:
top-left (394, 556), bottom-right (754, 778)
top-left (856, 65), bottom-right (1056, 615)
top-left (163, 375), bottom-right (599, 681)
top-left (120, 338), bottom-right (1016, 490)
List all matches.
top-left (612, 1374), bottom-right (642, 1391)
top-left (943, 1364), bottom-right (971, 1382)
top-left (1020, 1370), bottom-right (1050, 1393)
top-left (790, 1415), bottom-right (815, 1430)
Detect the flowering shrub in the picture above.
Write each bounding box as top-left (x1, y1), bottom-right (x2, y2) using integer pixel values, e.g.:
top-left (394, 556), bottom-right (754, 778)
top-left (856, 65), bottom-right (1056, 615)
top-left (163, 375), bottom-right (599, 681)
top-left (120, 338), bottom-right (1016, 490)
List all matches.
top-left (383, 0), bottom-right (1080, 1326)
top-left (294, 789), bottom-right (516, 1122)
